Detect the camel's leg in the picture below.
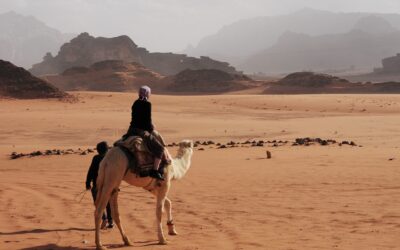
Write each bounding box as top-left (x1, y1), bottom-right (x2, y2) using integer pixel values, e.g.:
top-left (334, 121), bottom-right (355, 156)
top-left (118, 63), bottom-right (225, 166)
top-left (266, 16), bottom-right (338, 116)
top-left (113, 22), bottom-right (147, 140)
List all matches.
top-left (156, 195), bottom-right (167, 245)
top-left (165, 197), bottom-right (178, 235)
top-left (95, 189), bottom-right (112, 250)
top-left (109, 189), bottom-right (132, 246)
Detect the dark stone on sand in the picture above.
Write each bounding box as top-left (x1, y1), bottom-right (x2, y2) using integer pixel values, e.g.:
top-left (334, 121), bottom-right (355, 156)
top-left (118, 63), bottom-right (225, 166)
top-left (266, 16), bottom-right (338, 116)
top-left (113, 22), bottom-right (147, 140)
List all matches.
top-left (31, 151), bottom-right (43, 156)
top-left (218, 145), bottom-right (227, 149)
top-left (198, 148), bottom-right (205, 151)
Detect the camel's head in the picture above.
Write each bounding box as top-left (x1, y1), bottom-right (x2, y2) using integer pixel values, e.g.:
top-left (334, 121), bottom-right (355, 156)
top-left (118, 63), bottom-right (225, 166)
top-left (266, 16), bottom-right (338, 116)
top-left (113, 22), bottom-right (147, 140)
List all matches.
top-left (176, 139), bottom-right (193, 158)
top-left (179, 140), bottom-right (193, 149)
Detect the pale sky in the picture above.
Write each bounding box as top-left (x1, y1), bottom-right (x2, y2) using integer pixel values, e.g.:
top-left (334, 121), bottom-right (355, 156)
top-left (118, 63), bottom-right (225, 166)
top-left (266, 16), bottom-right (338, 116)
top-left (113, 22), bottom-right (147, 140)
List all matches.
top-left (2, 0), bottom-right (400, 52)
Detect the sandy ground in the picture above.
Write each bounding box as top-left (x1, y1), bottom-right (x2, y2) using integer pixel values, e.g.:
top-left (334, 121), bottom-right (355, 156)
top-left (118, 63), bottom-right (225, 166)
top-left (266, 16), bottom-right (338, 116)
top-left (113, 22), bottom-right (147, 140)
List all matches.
top-left (0, 92), bottom-right (399, 250)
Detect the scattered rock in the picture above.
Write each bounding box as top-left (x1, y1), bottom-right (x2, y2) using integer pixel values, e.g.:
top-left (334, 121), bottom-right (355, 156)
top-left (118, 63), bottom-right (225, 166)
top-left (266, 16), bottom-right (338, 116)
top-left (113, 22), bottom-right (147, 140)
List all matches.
top-left (198, 148), bottom-right (205, 151)
top-left (266, 151), bottom-right (272, 159)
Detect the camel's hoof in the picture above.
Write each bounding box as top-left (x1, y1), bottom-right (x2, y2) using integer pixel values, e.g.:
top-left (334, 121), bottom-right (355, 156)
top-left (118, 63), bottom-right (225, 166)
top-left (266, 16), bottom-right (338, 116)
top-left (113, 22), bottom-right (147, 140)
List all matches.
top-left (96, 246), bottom-right (107, 250)
top-left (158, 239), bottom-right (168, 245)
top-left (168, 231), bottom-right (178, 236)
top-left (123, 236), bottom-right (133, 246)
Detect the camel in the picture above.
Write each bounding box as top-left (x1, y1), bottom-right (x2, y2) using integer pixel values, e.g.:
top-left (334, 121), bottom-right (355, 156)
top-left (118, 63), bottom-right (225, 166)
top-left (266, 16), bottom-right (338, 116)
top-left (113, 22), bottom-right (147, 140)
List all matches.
top-left (93, 139), bottom-right (194, 250)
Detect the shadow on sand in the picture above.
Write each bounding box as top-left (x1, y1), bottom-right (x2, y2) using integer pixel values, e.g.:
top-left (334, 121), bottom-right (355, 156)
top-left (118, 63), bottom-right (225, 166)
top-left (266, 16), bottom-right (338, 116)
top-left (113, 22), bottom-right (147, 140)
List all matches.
top-left (0, 227), bottom-right (93, 236)
top-left (19, 244), bottom-right (91, 250)
top-left (18, 241), bottom-right (161, 250)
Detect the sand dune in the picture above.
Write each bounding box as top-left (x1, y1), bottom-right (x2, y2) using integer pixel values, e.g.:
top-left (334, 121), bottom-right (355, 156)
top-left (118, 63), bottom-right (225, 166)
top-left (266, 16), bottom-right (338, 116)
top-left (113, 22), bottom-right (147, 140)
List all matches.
top-left (0, 92), bottom-right (399, 249)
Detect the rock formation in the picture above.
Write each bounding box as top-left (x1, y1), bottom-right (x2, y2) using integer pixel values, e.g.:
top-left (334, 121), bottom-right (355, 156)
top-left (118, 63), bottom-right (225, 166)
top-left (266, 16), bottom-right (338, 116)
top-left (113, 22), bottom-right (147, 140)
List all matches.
top-left (43, 60), bottom-right (163, 92)
top-left (278, 72), bottom-right (349, 87)
top-left (0, 60), bottom-right (66, 99)
top-left (375, 53), bottom-right (400, 73)
top-left (165, 69), bottom-right (253, 93)
top-left (30, 33), bottom-right (239, 76)
top-left (266, 71), bottom-right (400, 94)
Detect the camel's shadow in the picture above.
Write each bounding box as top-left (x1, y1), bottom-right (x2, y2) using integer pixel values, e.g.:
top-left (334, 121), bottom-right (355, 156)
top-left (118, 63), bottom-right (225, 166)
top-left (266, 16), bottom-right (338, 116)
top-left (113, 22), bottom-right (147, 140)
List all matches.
top-left (19, 244), bottom-right (91, 250)
top-left (0, 227), bottom-right (93, 235)
top-left (18, 241), bottom-right (163, 250)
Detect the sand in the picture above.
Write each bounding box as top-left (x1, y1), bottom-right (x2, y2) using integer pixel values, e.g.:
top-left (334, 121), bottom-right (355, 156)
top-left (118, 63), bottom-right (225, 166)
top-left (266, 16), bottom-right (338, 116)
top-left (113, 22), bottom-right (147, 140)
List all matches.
top-left (0, 92), bottom-right (399, 250)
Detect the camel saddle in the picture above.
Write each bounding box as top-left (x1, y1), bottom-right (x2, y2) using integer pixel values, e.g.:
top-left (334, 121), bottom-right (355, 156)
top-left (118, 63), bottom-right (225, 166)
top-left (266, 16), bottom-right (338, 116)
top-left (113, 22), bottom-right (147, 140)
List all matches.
top-left (114, 136), bottom-right (158, 177)
top-left (114, 136), bottom-right (154, 177)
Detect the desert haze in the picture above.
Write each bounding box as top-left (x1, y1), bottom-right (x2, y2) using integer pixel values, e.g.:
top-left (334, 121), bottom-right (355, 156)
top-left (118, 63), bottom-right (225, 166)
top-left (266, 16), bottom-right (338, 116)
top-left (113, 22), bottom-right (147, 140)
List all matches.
top-left (0, 92), bottom-right (399, 249)
top-left (1, 1), bottom-right (400, 249)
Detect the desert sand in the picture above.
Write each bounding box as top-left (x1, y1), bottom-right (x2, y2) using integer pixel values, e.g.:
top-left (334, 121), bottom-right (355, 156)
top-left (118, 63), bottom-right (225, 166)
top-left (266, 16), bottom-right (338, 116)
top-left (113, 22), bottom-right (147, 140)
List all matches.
top-left (0, 92), bottom-right (399, 250)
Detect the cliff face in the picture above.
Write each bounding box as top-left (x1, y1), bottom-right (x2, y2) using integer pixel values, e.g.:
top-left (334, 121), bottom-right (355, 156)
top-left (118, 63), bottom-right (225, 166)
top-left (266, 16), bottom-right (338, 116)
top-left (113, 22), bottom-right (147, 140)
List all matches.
top-left (0, 60), bottom-right (66, 99)
top-left (30, 33), bottom-right (239, 76)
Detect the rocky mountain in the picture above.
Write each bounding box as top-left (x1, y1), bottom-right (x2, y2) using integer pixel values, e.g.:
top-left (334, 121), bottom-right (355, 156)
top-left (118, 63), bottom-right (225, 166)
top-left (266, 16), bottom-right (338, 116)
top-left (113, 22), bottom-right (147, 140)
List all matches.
top-left (185, 9), bottom-right (400, 68)
top-left (43, 60), bottom-right (163, 92)
top-left (241, 16), bottom-right (400, 74)
top-left (30, 33), bottom-right (240, 76)
top-left (0, 60), bottom-right (66, 99)
top-left (0, 11), bottom-right (74, 69)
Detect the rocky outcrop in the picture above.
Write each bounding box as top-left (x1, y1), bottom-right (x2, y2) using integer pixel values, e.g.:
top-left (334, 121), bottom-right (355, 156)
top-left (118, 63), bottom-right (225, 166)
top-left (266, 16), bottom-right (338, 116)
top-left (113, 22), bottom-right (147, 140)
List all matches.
top-left (165, 69), bottom-right (253, 93)
top-left (278, 72), bottom-right (349, 87)
top-left (266, 71), bottom-right (400, 94)
top-left (43, 60), bottom-right (163, 92)
top-left (0, 60), bottom-right (66, 99)
top-left (375, 53), bottom-right (400, 73)
top-left (30, 33), bottom-right (239, 76)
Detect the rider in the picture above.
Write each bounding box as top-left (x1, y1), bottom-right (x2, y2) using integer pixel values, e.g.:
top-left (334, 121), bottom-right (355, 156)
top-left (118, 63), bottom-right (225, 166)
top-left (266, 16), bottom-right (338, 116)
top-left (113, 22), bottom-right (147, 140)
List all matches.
top-left (124, 86), bottom-right (170, 180)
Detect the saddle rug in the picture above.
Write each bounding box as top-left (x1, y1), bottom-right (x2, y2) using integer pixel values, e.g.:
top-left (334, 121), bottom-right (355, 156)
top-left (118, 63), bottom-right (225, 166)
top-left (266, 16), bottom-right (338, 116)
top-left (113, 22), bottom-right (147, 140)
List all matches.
top-left (114, 136), bottom-right (165, 177)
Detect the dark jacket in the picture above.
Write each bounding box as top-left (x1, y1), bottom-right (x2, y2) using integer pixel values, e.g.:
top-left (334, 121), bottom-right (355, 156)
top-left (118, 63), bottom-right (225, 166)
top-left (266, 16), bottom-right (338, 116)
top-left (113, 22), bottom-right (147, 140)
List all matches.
top-left (126, 99), bottom-right (154, 135)
top-left (85, 154), bottom-right (105, 189)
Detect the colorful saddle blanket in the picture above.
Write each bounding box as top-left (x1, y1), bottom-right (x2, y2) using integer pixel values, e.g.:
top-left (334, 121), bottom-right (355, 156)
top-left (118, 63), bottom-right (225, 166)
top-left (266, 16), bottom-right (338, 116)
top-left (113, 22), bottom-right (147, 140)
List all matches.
top-left (114, 136), bottom-right (166, 177)
top-left (114, 136), bottom-right (154, 177)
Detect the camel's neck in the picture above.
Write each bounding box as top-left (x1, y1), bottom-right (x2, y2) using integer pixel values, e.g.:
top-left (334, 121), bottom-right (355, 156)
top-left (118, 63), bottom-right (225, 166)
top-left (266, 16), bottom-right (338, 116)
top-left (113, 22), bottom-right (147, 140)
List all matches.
top-left (170, 148), bottom-right (193, 180)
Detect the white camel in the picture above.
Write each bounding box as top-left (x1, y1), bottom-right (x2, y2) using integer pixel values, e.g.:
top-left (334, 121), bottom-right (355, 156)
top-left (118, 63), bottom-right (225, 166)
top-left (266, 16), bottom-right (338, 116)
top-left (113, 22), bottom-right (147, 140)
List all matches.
top-left (93, 140), bottom-right (193, 250)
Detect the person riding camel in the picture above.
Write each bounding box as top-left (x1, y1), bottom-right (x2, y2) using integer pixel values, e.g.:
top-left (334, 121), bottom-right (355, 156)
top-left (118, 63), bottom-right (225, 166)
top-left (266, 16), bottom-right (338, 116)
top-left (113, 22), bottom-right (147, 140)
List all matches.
top-left (123, 86), bottom-right (171, 180)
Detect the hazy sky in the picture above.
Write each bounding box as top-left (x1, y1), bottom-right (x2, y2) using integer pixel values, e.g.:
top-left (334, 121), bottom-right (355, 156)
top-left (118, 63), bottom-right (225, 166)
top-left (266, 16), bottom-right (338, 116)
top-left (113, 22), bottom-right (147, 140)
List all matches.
top-left (2, 0), bottom-right (400, 52)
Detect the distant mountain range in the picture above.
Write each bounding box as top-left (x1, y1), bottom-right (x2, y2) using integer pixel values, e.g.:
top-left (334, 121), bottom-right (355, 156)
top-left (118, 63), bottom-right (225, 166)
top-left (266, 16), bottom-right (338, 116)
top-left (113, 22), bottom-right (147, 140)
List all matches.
top-left (242, 16), bottom-right (400, 74)
top-left (185, 8), bottom-right (400, 74)
top-left (0, 11), bottom-right (74, 69)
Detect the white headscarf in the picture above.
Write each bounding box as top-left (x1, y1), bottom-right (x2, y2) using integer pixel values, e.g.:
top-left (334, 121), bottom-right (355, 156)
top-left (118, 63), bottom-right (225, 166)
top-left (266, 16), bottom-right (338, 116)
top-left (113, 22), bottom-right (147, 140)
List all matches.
top-left (138, 85), bottom-right (151, 100)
